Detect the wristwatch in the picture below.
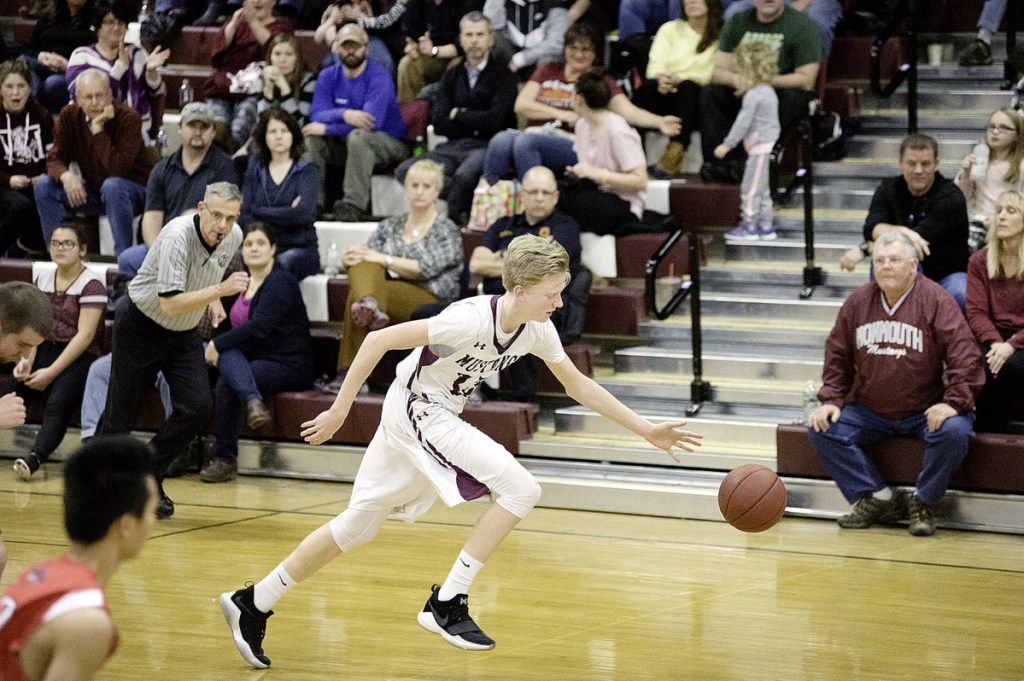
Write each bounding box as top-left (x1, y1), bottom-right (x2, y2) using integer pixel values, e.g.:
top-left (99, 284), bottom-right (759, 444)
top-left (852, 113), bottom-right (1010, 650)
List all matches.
top-left (431, 46), bottom-right (439, 57)
top-left (859, 241), bottom-right (871, 257)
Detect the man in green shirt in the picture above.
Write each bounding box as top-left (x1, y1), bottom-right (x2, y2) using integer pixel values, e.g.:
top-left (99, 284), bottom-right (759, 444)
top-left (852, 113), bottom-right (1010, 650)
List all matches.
top-left (699, 0), bottom-right (820, 184)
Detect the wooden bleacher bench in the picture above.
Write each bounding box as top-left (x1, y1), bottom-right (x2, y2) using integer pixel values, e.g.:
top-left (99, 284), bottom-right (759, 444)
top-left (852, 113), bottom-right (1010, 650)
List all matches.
top-left (776, 423), bottom-right (1024, 495)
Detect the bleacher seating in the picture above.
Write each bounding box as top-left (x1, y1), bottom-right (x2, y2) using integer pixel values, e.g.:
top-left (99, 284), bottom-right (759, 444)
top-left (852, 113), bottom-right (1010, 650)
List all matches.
top-left (777, 423), bottom-right (1024, 495)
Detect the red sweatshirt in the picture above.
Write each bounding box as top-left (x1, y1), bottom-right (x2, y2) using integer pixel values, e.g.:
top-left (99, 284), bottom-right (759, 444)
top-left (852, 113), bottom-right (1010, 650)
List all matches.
top-left (965, 248), bottom-right (1024, 349)
top-left (819, 274), bottom-right (984, 419)
top-left (46, 101), bottom-right (152, 190)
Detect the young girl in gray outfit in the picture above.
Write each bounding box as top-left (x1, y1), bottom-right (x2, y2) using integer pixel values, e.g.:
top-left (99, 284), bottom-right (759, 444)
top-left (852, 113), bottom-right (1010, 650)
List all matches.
top-left (715, 40), bottom-right (780, 241)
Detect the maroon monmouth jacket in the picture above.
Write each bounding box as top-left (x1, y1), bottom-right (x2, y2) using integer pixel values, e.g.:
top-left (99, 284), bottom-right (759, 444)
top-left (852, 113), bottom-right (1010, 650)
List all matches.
top-left (819, 274), bottom-right (984, 419)
top-left (46, 101), bottom-right (152, 190)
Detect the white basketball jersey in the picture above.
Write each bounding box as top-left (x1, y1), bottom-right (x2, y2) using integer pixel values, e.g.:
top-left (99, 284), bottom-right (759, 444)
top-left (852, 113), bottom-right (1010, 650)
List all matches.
top-left (395, 295), bottom-right (565, 413)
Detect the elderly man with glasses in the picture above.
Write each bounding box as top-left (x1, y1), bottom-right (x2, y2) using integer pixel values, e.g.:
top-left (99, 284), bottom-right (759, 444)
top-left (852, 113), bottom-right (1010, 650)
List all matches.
top-left (807, 230), bottom-right (984, 537)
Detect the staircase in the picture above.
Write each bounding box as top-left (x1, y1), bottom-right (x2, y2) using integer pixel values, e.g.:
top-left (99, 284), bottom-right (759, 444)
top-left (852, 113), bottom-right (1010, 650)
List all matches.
top-left (515, 37), bottom-right (1024, 534)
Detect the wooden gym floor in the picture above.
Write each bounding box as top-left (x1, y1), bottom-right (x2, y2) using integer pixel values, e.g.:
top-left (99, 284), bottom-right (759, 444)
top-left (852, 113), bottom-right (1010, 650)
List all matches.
top-left (1, 472), bottom-right (1021, 680)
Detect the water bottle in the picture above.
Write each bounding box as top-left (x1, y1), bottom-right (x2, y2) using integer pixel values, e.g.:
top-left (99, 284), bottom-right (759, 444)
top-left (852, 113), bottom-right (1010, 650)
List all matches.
top-left (412, 136), bottom-right (425, 157)
top-left (802, 380), bottom-right (818, 424)
top-left (969, 143), bottom-right (988, 181)
top-left (324, 241), bottom-right (340, 277)
top-left (156, 127), bottom-right (166, 155)
top-left (179, 79), bottom-right (193, 108)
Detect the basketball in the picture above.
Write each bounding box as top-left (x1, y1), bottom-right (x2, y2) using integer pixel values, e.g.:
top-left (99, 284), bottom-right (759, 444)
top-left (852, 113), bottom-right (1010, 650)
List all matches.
top-left (718, 464), bottom-right (788, 532)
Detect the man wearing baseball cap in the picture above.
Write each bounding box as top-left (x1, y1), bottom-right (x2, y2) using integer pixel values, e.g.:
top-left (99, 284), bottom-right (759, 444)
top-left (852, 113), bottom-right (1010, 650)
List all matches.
top-left (305, 22), bottom-right (407, 222)
top-left (117, 102), bottom-right (240, 278)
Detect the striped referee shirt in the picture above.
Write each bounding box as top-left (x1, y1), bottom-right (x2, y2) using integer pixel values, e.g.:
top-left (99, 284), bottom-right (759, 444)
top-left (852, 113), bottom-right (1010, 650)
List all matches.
top-left (129, 214), bottom-right (242, 331)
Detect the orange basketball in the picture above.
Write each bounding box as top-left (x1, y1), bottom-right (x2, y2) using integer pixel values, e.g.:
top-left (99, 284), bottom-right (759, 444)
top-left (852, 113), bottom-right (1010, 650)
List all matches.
top-left (718, 464), bottom-right (787, 532)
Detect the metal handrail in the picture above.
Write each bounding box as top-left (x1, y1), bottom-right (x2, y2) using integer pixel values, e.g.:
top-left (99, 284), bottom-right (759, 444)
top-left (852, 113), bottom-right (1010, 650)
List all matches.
top-left (644, 222), bottom-right (713, 416)
top-left (869, 0), bottom-right (918, 133)
top-left (769, 114), bottom-right (822, 299)
top-left (1002, 0), bottom-right (1019, 90)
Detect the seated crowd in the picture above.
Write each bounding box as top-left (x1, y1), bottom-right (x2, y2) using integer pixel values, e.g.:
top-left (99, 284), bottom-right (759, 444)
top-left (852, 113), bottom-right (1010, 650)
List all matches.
top-left (1, 0), bottom-right (1021, 515)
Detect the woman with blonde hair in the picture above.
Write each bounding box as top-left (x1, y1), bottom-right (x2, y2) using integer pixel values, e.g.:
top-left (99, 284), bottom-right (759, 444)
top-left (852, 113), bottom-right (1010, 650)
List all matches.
top-left (324, 159), bottom-right (462, 392)
top-left (966, 190), bottom-right (1024, 432)
top-left (955, 107), bottom-right (1024, 252)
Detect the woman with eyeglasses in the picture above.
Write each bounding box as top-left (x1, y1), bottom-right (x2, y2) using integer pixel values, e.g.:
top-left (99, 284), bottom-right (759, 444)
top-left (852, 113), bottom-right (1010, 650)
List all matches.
top-left (9, 223), bottom-right (106, 480)
top-left (966, 190), bottom-right (1024, 433)
top-left (955, 108), bottom-right (1024, 253)
top-left (65, 0), bottom-right (171, 145)
top-left (0, 58), bottom-right (53, 257)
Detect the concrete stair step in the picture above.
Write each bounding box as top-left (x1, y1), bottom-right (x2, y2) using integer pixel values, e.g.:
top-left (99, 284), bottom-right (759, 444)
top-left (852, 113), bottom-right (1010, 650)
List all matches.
top-left (847, 136), bottom-right (978, 159)
top-left (790, 187), bottom-right (874, 210)
top-left (724, 238), bottom-right (853, 263)
top-left (665, 291), bottom-right (844, 322)
top-left (637, 315), bottom-right (834, 351)
top-left (614, 346), bottom-right (823, 380)
top-left (553, 405), bottom-right (781, 450)
top-left (861, 89), bottom-right (1010, 110)
top-left (698, 264), bottom-right (865, 296)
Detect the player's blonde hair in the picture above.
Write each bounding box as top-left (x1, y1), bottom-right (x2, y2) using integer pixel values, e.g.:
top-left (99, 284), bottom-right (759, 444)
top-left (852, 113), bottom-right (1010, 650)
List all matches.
top-left (502, 234), bottom-right (569, 291)
top-left (733, 39), bottom-right (779, 90)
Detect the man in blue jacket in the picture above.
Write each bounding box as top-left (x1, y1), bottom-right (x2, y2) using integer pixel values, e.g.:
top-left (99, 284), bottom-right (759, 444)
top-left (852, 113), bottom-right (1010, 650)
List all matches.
top-left (304, 23), bottom-right (407, 222)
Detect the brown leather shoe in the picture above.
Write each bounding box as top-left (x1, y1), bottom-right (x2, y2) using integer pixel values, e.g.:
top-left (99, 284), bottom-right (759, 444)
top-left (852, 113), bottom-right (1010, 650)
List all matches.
top-left (200, 458), bottom-right (238, 483)
top-left (245, 399), bottom-right (271, 430)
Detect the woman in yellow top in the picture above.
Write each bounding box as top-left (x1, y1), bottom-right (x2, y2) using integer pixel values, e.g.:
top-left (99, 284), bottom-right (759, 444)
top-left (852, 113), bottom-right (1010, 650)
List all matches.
top-left (633, 0), bottom-right (723, 178)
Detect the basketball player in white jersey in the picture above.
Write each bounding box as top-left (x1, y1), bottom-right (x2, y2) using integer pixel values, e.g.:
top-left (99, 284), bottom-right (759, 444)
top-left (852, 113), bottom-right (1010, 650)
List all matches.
top-left (219, 234), bottom-right (703, 668)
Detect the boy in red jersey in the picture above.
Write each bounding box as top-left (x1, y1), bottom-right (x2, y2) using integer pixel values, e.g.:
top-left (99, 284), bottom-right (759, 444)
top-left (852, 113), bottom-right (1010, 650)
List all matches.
top-left (0, 436), bottom-right (157, 681)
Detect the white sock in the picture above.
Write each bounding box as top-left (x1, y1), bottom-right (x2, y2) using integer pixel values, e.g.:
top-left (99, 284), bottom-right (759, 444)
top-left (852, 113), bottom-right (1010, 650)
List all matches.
top-left (872, 487), bottom-right (893, 502)
top-left (978, 28), bottom-right (993, 44)
top-left (253, 563), bottom-right (296, 613)
top-left (438, 550), bottom-right (484, 602)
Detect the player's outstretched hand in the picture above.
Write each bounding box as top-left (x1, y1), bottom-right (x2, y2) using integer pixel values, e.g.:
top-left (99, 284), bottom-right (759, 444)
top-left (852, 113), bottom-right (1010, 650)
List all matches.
top-left (646, 419), bottom-right (702, 462)
top-left (300, 408), bottom-right (347, 446)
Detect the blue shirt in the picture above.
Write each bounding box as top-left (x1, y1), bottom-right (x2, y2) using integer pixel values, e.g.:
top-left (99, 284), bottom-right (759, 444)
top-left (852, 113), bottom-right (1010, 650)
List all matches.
top-left (309, 59), bottom-right (406, 140)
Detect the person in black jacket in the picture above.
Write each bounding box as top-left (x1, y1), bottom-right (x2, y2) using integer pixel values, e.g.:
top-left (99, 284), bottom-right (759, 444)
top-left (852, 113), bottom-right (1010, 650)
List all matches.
top-left (200, 222), bottom-right (314, 483)
top-left (862, 133), bottom-right (971, 310)
top-left (394, 10), bottom-right (516, 224)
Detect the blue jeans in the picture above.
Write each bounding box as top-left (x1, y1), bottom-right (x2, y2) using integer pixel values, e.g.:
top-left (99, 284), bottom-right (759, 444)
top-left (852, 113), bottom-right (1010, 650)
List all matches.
top-left (938, 271), bottom-right (967, 312)
top-left (80, 352), bottom-right (172, 439)
top-left (978, 0), bottom-right (1007, 33)
top-left (807, 402), bottom-right (973, 506)
top-left (214, 349), bottom-right (311, 462)
top-left (35, 175), bottom-right (146, 256)
top-left (482, 130), bottom-right (578, 185)
top-left (277, 245), bottom-right (321, 281)
top-left (618, 0), bottom-right (682, 39)
top-left (23, 55), bottom-right (69, 114)
top-left (118, 244), bottom-right (149, 278)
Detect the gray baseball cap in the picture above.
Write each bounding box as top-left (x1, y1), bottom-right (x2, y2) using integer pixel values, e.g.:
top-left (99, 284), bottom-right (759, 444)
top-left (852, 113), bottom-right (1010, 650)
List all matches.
top-left (180, 101), bottom-right (215, 126)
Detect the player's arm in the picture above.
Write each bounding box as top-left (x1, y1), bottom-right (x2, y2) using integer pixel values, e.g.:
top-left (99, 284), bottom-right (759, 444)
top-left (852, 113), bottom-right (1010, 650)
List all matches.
top-left (545, 356), bottom-right (702, 461)
top-left (301, 320), bottom-right (431, 445)
top-left (39, 608), bottom-right (115, 681)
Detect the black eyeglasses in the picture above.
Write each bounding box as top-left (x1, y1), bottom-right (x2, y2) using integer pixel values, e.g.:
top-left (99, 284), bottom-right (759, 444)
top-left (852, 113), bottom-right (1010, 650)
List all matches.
top-left (50, 239), bottom-right (79, 250)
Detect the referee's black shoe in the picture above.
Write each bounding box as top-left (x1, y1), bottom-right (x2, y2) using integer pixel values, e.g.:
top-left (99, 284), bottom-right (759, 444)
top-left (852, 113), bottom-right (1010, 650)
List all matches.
top-left (155, 494), bottom-right (174, 519)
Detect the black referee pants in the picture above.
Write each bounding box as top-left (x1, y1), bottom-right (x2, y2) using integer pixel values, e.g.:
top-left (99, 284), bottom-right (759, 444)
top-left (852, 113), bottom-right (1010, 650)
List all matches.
top-left (99, 300), bottom-right (212, 479)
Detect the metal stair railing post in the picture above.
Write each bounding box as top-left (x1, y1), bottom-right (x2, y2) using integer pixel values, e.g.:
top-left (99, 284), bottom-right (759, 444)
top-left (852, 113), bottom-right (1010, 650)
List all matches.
top-left (1003, 0), bottom-right (1018, 90)
top-left (769, 108), bottom-right (822, 298)
top-left (869, 0), bottom-right (918, 134)
top-left (643, 221), bottom-right (713, 416)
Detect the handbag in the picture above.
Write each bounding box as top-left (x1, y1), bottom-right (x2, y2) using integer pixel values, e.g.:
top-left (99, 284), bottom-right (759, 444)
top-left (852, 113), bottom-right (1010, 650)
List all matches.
top-left (466, 180), bottom-right (522, 232)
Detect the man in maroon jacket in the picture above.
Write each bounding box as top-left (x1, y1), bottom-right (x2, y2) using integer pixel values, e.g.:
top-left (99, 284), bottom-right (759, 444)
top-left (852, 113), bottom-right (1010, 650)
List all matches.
top-left (33, 69), bottom-right (152, 256)
top-left (806, 230), bottom-right (985, 537)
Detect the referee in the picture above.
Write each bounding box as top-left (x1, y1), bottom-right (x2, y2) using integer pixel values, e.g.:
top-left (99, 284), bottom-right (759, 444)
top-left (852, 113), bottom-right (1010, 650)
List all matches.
top-left (100, 182), bottom-right (248, 519)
